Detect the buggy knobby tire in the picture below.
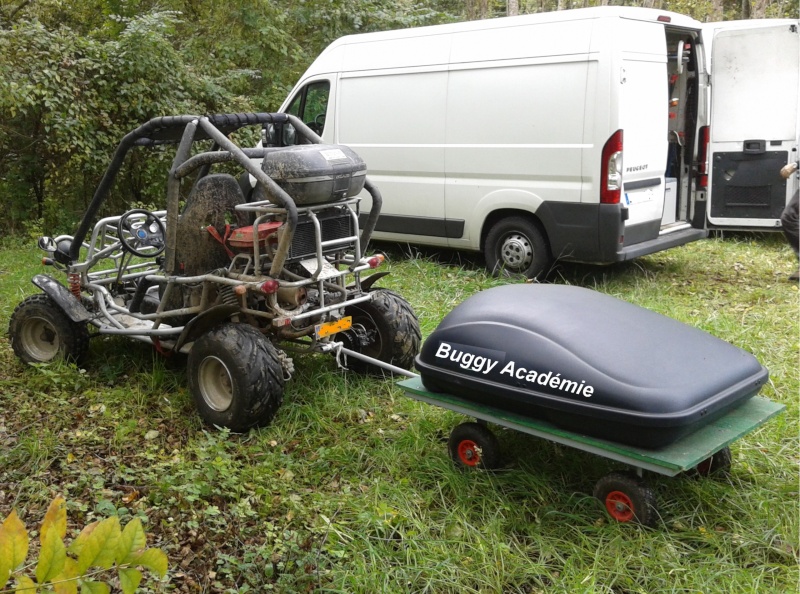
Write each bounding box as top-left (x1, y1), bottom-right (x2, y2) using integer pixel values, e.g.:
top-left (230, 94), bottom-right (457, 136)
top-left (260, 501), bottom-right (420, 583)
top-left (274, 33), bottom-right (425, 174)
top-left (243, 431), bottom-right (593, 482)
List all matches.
top-left (448, 422), bottom-right (502, 470)
top-left (593, 471), bottom-right (658, 527)
top-left (484, 216), bottom-right (550, 280)
top-left (9, 293), bottom-right (90, 364)
top-left (340, 289), bottom-right (421, 375)
top-left (188, 323), bottom-right (285, 432)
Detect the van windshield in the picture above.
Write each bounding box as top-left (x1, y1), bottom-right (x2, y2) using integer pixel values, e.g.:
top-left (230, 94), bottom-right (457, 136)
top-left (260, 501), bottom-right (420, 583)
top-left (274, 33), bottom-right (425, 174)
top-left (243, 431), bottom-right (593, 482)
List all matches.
top-left (285, 80), bottom-right (330, 136)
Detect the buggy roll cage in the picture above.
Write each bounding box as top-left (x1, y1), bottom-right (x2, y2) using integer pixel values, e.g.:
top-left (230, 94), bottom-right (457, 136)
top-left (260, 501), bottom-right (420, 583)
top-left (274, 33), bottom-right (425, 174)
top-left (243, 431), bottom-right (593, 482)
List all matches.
top-left (64, 112), bottom-right (383, 277)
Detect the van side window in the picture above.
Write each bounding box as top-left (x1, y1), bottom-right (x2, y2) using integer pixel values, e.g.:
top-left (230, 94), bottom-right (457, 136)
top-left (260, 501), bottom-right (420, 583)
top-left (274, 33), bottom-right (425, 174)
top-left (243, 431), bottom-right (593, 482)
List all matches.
top-left (285, 81), bottom-right (330, 137)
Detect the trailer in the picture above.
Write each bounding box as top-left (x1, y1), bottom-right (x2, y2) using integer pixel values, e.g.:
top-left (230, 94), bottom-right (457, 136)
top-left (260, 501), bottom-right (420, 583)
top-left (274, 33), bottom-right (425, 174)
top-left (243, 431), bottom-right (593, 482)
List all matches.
top-left (398, 376), bottom-right (784, 526)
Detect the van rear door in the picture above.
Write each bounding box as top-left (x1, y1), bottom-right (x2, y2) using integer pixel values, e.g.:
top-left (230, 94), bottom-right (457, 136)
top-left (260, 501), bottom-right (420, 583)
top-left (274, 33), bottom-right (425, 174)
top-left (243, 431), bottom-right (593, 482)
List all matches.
top-left (707, 23), bottom-right (800, 227)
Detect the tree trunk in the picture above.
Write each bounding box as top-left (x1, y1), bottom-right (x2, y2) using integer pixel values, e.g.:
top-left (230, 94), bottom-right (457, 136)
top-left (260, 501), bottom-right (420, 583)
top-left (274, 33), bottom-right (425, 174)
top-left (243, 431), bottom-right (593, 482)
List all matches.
top-left (711, 0), bottom-right (724, 21)
top-left (741, 0), bottom-right (751, 19)
top-left (466, 0), bottom-right (491, 20)
top-left (508, 0), bottom-right (519, 15)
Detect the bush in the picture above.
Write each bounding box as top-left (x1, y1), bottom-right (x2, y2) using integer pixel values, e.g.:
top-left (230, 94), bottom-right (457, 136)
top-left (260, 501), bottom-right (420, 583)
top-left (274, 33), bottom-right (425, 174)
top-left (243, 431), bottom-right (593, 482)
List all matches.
top-left (0, 496), bottom-right (167, 593)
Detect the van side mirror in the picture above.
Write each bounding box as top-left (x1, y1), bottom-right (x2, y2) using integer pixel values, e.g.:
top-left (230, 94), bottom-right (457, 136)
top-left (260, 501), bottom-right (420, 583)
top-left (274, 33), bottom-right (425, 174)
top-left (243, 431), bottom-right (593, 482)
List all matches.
top-left (263, 122), bottom-right (297, 147)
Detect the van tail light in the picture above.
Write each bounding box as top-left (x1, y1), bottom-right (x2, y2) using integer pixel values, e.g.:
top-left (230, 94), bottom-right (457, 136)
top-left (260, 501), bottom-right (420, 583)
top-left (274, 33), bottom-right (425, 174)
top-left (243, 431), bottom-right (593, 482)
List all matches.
top-left (601, 130), bottom-right (623, 204)
top-left (697, 125), bottom-right (710, 191)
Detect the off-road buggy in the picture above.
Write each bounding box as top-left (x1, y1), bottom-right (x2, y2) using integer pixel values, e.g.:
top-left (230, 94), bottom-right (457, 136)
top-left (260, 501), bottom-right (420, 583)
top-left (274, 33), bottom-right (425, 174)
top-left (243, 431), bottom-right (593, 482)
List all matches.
top-left (8, 112), bottom-right (421, 431)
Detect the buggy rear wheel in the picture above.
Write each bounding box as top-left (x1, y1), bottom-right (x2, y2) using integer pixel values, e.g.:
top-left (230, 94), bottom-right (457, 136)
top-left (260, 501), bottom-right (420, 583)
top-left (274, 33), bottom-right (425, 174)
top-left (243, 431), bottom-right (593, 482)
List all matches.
top-left (188, 323), bottom-right (285, 431)
top-left (9, 293), bottom-right (89, 364)
top-left (593, 471), bottom-right (658, 526)
top-left (339, 289), bottom-right (421, 375)
top-left (448, 422), bottom-right (502, 470)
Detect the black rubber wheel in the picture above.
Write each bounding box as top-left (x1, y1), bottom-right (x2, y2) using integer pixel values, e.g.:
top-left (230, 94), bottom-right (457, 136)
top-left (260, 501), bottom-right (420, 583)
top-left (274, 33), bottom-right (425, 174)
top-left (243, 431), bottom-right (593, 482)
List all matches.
top-left (693, 446), bottom-right (732, 477)
top-left (8, 293), bottom-right (90, 364)
top-left (448, 422), bottom-right (502, 470)
top-left (593, 471), bottom-right (658, 527)
top-left (339, 289), bottom-right (421, 375)
top-left (484, 216), bottom-right (550, 279)
top-left (187, 323), bottom-right (285, 432)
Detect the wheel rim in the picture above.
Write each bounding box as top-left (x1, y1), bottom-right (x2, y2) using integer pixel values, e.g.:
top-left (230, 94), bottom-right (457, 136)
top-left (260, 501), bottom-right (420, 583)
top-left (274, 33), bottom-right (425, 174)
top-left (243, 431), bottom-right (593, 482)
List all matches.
top-left (197, 356), bottom-right (234, 412)
top-left (21, 316), bottom-right (60, 360)
top-left (457, 439), bottom-right (481, 467)
top-left (605, 491), bottom-right (635, 522)
top-left (499, 232), bottom-right (533, 271)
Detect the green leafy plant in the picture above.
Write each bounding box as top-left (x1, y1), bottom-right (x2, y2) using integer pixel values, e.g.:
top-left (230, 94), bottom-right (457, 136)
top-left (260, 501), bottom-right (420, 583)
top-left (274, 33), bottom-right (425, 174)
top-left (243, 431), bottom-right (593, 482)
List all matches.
top-left (0, 497), bottom-right (167, 593)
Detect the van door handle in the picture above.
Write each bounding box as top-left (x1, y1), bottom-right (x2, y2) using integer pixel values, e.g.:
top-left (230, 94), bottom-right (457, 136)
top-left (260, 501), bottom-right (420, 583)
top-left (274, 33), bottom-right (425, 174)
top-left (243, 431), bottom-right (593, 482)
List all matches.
top-left (743, 140), bottom-right (766, 154)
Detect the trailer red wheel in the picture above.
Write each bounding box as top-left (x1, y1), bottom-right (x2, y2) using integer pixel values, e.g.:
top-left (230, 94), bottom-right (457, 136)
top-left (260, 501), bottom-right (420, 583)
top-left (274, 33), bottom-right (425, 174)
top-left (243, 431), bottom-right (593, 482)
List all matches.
top-left (448, 422), bottom-right (501, 470)
top-left (593, 472), bottom-right (657, 526)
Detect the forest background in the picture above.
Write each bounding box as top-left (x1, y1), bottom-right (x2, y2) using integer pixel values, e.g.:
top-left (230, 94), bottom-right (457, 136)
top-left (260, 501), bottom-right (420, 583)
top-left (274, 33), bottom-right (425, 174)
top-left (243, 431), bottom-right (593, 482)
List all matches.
top-left (0, 0), bottom-right (797, 237)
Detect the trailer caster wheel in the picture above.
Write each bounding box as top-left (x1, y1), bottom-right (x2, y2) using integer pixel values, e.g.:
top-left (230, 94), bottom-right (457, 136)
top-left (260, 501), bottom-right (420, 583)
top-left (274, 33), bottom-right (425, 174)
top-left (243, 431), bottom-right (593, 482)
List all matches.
top-left (448, 422), bottom-right (502, 470)
top-left (593, 472), bottom-right (658, 527)
top-left (693, 446), bottom-right (732, 478)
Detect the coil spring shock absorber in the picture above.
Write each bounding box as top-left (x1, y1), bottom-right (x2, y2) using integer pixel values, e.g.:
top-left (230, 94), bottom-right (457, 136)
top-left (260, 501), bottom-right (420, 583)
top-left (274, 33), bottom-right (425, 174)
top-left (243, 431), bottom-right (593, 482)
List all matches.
top-left (68, 272), bottom-right (81, 299)
top-left (220, 285), bottom-right (239, 306)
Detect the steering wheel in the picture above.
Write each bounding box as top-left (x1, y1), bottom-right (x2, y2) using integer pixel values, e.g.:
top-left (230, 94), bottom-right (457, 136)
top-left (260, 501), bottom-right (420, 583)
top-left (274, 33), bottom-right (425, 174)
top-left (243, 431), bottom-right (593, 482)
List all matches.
top-left (117, 209), bottom-right (166, 258)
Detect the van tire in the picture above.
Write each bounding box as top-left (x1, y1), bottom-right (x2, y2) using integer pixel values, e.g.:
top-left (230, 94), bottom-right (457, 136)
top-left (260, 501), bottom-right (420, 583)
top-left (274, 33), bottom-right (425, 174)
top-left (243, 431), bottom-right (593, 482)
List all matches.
top-left (484, 216), bottom-right (550, 279)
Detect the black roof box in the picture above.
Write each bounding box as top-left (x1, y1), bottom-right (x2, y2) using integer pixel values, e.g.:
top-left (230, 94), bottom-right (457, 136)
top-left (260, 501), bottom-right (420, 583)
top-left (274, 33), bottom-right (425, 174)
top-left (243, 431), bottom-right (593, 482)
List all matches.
top-left (415, 285), bottom-right (768, 449)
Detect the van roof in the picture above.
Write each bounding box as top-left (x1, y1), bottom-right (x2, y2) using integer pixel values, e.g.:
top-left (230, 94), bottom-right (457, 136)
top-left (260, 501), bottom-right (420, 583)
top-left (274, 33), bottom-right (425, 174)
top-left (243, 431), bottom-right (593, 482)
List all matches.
top-left (327, 6), bottom-right (702, 48)
top-left (302, 7), bottom-right (703, 76)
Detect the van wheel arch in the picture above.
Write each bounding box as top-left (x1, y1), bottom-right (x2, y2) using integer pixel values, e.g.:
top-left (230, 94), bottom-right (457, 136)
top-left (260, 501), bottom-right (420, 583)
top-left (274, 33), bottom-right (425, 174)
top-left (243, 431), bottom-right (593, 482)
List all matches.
top-left (482, 212), bottom-right (552, 280)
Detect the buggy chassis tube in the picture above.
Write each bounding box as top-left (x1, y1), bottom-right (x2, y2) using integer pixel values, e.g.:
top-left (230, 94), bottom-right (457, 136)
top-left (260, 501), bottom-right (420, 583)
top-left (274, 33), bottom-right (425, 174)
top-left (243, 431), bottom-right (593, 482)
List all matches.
top-left (194, 117), bottom-right (298, 277)
top-left (338, 346), bottom-right (418, 379)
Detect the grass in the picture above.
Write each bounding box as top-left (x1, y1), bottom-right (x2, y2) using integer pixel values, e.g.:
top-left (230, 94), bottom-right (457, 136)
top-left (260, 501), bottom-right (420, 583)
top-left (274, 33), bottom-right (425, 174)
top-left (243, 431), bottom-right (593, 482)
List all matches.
top-left (0, 232), bottom-right (797, 593)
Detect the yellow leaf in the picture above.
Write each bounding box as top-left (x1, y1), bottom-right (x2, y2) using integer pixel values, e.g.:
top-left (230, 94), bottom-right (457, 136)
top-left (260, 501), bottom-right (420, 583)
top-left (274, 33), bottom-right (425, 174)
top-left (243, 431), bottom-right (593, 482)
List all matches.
top-left (14, 575), bottom-right (37, 592)
top-left (1, 511), bottom-right (29, 571)
top-left (41, 497), bottom-right (67, 542)
top-left (118, 568), bottom-right (142, 594)
top-left (53, 558), bottom-right (79, 594)
top-left (0, 526), bottom-right (11, 590)
top-left (75, 517), bottom-right (121, 574)
top-left (68, 520), bottom-right (98, 558)
top-left (116, 518), bottom-right (146, 565)
top-left (130, 548), bottom-right (168, 578)
top-left (36, 527), bottom-right (66, 584)
top-left (79, 580), bottom-right (110, 594)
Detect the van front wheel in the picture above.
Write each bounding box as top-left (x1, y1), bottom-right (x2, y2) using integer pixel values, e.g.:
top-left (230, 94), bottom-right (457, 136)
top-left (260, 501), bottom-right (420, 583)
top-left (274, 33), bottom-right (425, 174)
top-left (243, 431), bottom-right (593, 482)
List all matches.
top-left (484, 217), bottom-right (550, 279)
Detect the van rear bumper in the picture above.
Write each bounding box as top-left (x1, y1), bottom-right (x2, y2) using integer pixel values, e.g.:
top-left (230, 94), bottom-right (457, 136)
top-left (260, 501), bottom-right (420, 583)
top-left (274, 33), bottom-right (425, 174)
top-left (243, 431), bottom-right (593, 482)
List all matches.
top-left (615, 227), bottom-right (707, 262)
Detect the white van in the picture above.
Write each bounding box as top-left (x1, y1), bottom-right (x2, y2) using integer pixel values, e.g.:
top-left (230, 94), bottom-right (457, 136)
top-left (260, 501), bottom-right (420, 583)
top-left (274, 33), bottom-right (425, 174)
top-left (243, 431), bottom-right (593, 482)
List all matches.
top-left (277, 7), bottom-right (709, 278)
top-left (700, 19), bottom-right (800, 230)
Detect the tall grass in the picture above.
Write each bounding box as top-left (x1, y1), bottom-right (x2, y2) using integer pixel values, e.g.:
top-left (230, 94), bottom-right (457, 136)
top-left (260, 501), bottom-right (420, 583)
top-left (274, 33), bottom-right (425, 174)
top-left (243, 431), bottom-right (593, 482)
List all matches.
top-left (0, 232), bottom-right (797, 593)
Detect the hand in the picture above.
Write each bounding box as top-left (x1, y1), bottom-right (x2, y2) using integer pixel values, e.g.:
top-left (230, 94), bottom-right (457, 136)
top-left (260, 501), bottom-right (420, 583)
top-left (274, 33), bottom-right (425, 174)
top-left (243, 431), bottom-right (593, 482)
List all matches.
top-left (780, 162), bottom-right (799, 179)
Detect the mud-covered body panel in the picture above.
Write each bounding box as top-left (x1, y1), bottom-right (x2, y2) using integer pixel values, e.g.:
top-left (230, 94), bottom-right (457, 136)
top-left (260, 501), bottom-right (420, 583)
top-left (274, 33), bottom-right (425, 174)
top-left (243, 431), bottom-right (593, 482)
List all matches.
top-left (416, 285), bottom-right (768, 448)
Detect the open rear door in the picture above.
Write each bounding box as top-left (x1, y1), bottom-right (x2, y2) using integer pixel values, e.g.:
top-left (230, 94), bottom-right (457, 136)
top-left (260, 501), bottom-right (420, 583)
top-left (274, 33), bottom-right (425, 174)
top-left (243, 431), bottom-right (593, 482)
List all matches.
top-left (707, 22), bottom-right (799, 228)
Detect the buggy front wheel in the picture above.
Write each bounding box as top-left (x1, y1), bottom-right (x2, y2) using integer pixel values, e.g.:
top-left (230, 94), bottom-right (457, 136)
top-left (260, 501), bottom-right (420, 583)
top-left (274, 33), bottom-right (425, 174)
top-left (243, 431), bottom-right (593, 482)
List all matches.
top-left (187, 323), bottom-right (285, 431)
top-left (9, 293), bottom-right (90, 364)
